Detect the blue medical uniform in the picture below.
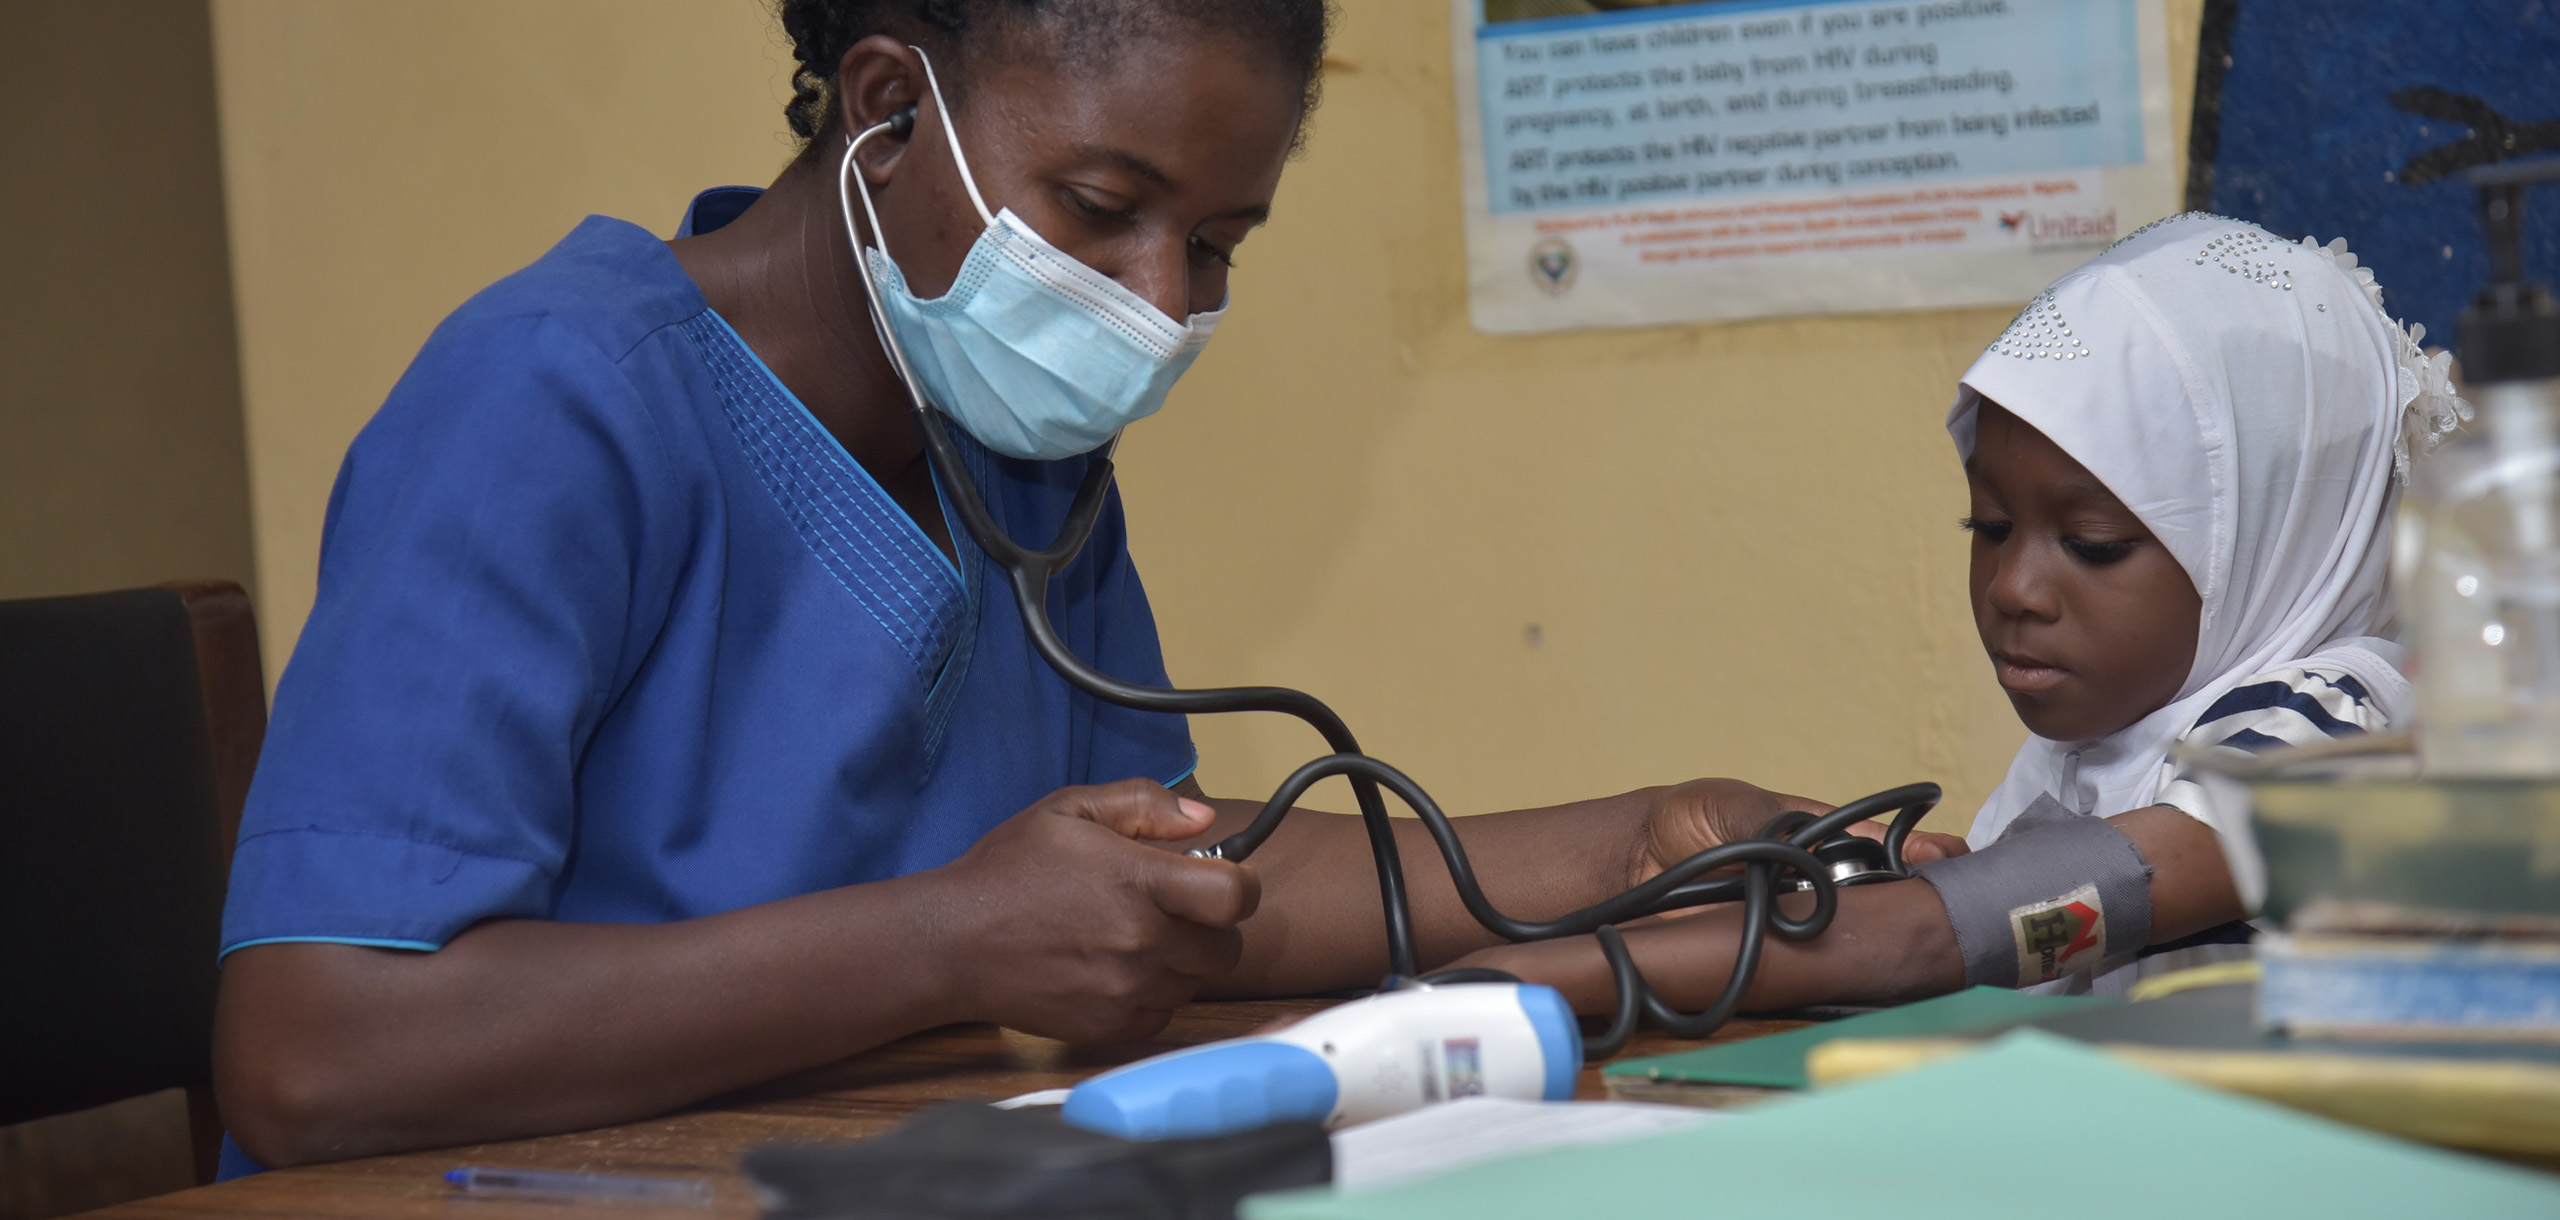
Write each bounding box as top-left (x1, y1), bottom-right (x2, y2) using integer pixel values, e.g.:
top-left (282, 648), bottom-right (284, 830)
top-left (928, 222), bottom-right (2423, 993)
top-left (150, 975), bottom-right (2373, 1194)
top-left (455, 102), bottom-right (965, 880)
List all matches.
top-left (214, 189), bottom-right (1194, 1174)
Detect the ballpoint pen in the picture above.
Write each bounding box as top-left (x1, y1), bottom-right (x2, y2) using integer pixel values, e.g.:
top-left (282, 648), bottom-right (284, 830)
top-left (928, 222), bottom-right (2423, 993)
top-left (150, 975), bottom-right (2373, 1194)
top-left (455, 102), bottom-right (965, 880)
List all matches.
top-left (444, 1167), bottom-right (714, 1206)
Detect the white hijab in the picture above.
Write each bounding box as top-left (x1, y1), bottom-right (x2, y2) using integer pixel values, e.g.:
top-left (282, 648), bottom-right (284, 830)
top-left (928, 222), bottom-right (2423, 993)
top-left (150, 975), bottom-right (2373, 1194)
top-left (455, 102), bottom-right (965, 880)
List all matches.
top-left (1954, 214), bottom-right (2441, 851)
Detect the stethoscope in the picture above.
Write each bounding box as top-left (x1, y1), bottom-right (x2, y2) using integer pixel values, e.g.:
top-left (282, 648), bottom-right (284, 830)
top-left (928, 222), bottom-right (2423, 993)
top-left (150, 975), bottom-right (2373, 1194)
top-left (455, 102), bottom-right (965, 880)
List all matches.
top-left (840, 107), bottom-right (1940, 1058)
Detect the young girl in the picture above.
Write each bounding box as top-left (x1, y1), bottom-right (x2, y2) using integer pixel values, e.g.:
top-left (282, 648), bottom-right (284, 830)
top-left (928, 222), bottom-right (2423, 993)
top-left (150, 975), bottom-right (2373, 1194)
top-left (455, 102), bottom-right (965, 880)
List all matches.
top-left (1469, 213), bottom-right (2466, 1008)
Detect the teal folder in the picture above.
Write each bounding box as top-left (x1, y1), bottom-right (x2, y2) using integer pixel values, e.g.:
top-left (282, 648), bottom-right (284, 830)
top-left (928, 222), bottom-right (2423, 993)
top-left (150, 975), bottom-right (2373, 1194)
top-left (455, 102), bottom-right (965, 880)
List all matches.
top-left (1603, 985), bottom-right (2102, 1091)
top-left (1245, 1032), bottom-right (2560, 1220)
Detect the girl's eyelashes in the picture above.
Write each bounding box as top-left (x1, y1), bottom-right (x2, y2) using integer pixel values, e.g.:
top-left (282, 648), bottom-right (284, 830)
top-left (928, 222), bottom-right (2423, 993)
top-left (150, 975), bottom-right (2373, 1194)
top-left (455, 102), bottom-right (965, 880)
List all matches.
top-left (2064, 537), bottom-right (2139, 565)
top-left (1963, 516), bottom-right (2138, 565)
top-left (1958, 516), bottom-right (2012, 543)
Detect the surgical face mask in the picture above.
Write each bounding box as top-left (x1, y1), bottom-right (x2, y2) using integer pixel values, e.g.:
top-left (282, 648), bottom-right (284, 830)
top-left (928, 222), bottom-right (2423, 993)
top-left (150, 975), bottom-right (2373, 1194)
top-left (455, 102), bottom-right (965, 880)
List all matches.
top-left (838, 49), bottom-right (1226, 462)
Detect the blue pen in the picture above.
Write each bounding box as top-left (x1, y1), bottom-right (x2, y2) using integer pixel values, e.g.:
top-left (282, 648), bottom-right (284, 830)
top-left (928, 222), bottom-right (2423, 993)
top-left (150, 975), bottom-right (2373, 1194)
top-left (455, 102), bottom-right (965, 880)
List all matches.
top-left (444, 1167), bottom-right (714, 1206)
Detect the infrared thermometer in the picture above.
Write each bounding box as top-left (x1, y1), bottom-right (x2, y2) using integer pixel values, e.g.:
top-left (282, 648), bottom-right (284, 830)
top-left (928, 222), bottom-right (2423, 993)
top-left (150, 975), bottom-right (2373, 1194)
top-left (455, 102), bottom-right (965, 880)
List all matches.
top-left (1058, 982), bottom-right (1581, 1141)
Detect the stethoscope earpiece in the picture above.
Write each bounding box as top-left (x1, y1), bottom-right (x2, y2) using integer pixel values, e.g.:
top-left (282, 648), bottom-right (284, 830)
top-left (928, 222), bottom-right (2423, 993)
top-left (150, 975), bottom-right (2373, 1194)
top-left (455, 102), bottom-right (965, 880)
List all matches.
top-left (886, 104), bottom-right (917, 140)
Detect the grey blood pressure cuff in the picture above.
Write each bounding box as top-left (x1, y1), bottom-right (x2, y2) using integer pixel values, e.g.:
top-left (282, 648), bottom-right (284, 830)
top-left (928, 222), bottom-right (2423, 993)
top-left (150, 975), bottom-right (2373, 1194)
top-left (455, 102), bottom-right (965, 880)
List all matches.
top-left (1911, 796), bottom-right (2154, 988)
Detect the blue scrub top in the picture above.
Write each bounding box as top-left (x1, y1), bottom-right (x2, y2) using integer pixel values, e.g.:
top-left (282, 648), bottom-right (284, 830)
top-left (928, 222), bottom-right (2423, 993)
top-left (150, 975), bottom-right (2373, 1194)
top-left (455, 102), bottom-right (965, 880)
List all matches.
top-left (219, 187), bottom-right (1198, 960)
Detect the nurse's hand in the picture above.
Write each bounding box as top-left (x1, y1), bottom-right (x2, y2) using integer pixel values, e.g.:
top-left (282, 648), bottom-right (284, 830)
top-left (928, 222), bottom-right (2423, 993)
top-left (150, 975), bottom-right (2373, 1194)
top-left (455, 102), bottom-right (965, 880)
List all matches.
top-left (1635, 778), bottom-right (1967, 890)
top-left (925, 779), bottom-right (1261, 1043)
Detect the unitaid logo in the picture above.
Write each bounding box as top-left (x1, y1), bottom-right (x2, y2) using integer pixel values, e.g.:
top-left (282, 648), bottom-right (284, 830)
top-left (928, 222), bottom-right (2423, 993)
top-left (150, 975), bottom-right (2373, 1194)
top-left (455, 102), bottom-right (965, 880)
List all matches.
top-left (2002, 207), bottom-right (2119, 248)
top-left (1529, 236), bottom-right (1577, 294)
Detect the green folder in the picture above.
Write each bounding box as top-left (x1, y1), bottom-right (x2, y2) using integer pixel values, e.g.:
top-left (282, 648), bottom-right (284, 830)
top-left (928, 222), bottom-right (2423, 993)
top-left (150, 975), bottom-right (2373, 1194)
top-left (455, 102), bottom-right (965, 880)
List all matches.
top-left (1603, 985), bottom-right (2102, 1093)
top-left (1245, 1032), bottom-right (2560, 1220)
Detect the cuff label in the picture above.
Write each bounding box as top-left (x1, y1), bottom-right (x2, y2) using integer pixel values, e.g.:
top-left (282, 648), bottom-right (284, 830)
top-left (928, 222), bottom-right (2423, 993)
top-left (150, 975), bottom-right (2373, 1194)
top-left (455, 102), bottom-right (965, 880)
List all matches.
top-left (2010, 883), bottom-right (2106, 984)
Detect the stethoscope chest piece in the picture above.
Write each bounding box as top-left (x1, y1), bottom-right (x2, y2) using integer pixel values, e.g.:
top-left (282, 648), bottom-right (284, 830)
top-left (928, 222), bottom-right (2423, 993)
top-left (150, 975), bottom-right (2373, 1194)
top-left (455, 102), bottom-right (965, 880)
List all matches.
top-left (1795, 835), bottom-right (1904, 891)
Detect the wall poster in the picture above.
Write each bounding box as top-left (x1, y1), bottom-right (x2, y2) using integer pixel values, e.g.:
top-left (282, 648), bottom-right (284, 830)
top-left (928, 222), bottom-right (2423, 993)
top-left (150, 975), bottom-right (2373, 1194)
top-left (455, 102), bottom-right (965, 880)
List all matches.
top-left (1454, 0), bottom-right (2180, 332)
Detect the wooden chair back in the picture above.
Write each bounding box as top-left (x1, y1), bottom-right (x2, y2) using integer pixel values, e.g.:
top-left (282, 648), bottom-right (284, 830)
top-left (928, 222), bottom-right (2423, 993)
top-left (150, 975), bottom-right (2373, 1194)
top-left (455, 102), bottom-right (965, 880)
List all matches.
top-left (0, 581), bottom-right (266, 1183)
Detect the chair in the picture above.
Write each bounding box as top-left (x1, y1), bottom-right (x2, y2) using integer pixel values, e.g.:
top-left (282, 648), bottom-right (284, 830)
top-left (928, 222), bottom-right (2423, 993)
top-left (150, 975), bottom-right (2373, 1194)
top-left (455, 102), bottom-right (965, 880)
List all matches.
top-left (0, 581), bottom-right (267, 1186)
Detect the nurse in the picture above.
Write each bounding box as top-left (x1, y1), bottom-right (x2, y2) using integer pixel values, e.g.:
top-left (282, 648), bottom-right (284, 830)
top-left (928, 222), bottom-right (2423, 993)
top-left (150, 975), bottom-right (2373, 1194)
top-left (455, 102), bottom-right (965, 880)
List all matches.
top-left (212, 0), bottom-right (1822, 1168)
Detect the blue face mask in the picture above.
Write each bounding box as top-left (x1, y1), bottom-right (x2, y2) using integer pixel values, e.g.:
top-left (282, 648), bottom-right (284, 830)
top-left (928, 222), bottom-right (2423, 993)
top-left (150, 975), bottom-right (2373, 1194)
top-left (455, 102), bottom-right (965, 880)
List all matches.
top-left (840, 50), bottom-right (1226, 462)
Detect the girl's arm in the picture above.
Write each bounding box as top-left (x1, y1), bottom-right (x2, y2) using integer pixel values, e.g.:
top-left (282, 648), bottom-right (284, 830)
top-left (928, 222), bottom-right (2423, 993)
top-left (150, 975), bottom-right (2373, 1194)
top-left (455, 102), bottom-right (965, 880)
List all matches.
top-left (1174, 777), bottom-right (1892, 999)
top-left (1459, 803), bottom-right (2246, 1014)
top-left (1180, 787), bottom-right (1654, 998)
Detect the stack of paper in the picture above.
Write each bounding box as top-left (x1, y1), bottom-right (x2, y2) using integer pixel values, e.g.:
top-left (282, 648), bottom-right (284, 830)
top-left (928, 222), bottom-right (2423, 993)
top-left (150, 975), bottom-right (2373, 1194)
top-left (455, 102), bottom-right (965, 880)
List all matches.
top-left (1602, 985), bottom-right (2101, 1106)
top-left (1244, 1032), bottom-right (2560, 1220)
top-left (1806, 981), bottom-right (2560, 1159)
top-left (1326, 1097), bottom-right (1708, 1193)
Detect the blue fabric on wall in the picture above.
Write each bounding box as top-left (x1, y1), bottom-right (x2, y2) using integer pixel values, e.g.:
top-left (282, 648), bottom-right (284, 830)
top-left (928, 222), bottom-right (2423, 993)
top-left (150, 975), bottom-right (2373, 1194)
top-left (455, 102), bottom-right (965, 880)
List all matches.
top-left (2202, 0), bottom-right (2560, 346)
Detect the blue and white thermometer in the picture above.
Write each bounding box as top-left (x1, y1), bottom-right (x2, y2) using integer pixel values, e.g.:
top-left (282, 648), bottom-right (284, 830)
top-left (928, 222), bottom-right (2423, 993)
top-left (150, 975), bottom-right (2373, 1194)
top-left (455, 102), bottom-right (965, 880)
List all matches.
top-left (1059, 982), bottom-right (1582, 1140)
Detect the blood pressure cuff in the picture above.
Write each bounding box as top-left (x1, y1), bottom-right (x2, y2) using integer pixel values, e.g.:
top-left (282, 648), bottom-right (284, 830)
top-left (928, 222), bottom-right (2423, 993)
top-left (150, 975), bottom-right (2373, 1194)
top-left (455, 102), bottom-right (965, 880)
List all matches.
top-left (1912, 796), bottom-right (2154, 988)
top-left (744, 1101), bottom-right (1330, 1220)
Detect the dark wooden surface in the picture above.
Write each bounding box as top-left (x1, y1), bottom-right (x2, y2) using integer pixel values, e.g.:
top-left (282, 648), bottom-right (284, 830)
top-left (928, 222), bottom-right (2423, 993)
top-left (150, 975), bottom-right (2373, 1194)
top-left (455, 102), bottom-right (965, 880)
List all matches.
top-left (82, 1001), bottom-right (1806, 1220)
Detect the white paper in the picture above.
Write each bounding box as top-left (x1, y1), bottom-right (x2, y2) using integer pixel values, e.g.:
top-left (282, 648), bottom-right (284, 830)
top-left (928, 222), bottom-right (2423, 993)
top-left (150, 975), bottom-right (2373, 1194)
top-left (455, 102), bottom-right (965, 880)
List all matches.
top-left (1328, 1097), bottom-right (1713, 1193)
top-left (991, 1088), bottom-right (1071, 1109)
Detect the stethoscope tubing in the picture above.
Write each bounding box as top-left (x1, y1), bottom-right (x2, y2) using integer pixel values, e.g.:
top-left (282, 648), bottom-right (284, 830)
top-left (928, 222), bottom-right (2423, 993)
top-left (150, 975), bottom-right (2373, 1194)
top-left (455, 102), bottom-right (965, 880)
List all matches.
top-left (916, 401), bottom-right (1940, 1051)
top-left (840, 112), bottom-right (1939, 1050)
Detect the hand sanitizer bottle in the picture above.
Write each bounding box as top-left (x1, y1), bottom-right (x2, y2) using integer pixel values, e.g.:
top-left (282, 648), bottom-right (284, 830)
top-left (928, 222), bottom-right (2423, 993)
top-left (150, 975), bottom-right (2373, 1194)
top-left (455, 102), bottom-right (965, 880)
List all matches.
top-left (2413, 158), bottom-right (2560, 776)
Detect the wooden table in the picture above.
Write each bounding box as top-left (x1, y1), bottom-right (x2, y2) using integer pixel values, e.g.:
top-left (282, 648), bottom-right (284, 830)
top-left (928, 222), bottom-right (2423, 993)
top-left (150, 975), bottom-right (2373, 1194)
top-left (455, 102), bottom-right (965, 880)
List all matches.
top-left (87, 1001), bottom-right (1805, 1220)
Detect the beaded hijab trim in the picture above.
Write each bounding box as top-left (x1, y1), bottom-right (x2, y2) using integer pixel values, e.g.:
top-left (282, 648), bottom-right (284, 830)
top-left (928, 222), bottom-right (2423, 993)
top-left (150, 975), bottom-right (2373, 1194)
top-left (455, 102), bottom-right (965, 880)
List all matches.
top-left (1983, 211), bottom-right (2471, 481)
top-left (1984, 289), bottom-right (2090, 362)
top-left (2296, 233), bottom-right (2470, 480)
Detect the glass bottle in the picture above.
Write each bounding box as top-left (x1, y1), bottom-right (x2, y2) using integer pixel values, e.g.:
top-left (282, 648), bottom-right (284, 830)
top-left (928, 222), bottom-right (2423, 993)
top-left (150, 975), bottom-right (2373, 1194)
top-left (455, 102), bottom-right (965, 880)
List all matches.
top-left (2413, 159), bottom-right (2560, 776)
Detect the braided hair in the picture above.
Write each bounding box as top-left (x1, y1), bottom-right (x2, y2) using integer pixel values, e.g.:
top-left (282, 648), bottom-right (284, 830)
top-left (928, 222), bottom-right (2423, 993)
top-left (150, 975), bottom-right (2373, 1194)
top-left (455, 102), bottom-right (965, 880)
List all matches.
top-left (778, 0), bottom-right (1331, 145)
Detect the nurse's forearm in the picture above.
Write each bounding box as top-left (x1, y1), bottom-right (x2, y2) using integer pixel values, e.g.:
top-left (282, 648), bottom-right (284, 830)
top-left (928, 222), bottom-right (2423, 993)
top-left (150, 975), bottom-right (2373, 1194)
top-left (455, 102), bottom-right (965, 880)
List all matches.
top-left (1177, 784), bottom-right (1654, 997)
top-left (218, 779), bottom-right (1257, 1168)
top-left (214, 876), bottom-right (970, 1168)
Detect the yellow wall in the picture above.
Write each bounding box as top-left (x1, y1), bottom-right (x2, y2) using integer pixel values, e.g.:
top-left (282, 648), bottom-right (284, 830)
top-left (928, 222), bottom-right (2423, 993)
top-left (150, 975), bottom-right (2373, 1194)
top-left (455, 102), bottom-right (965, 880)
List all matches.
top-left (209, 0), bottom-right (798, 670)
top-left (3, 0), bottom-right (255, 604)
top-left (213, 1), bottom-right (2202, 835)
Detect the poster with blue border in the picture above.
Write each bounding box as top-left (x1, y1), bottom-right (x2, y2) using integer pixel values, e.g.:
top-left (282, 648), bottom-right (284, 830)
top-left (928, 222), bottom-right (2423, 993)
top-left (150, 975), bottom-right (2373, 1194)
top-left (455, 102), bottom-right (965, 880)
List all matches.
top-left (1454, 0), bottom-right (2182, 332)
